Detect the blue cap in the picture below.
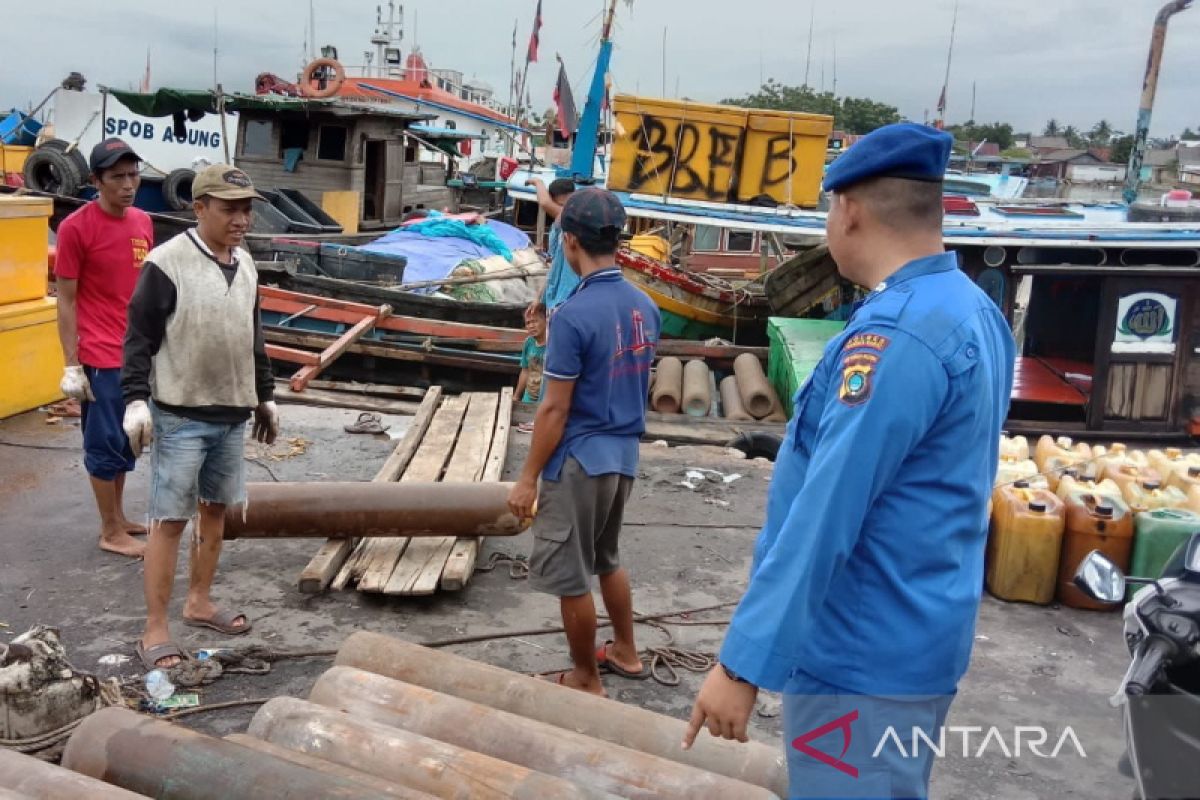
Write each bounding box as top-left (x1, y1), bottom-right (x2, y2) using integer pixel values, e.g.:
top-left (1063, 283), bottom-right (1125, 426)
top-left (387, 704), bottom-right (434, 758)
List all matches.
top-left (823, 123), bottom-right (953, 193)
top-left (559, 187), bottom-right (626, 239)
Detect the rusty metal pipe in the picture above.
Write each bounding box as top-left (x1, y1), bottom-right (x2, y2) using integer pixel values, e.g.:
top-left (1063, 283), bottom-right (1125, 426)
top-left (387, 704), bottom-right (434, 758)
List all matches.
top-left (1124, 0), bottom-right (1193, 204)
top-left (246, 697), bottom-right (617, 800)
top-left (223, 482), bottom-right (531, 539)
top-left (0, 747), bottom-right (144, 800)
top-left (225, 734), bottom-right (436, 799)
top-left (61, 706), bottom-right (402, 800)
top-left (311, 666), bottom-right (780, 800)
top-left (335, 633), bottom-right (787, 796)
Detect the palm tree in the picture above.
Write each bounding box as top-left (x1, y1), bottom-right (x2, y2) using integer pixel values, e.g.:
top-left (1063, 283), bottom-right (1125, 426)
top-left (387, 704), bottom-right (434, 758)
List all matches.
top-left (1089, 119), bottom-right (1113, 146)
top-left (1062, 125), bottom-right (1084, 149)
top-left (1043, 119), bottom-right (1060, 136)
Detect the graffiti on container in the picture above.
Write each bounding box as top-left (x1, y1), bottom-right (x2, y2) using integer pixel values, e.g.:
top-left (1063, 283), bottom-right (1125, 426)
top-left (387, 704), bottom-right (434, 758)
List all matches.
top-left (622, 114), bottom-right (798, 202)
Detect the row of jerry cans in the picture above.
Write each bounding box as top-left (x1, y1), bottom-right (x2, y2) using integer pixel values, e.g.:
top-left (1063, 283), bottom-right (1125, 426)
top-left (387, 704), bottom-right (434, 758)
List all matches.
top-left (988, 436), bottom-right (1200, 610)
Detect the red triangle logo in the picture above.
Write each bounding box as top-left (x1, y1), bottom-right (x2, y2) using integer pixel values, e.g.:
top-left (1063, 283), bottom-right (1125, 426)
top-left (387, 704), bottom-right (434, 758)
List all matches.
top-left (791, 709), bottom-right (860, 778)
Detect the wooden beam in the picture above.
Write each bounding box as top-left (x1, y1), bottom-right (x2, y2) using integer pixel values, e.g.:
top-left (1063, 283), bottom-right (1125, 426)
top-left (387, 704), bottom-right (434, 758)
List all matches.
top-left (274, 386), bottom-right (422, 416)
top-left (298, 387), bottom-right (444, 593)
top-left (356, 395), bottom-right (469, 593)
top-left (440, 387), bottom-right (512, 592)
top-left (385, 392), bottom-right (498, 596)
top-left (265, 344), bottom-right (321, 366)
top-left (303, 380), bottom-right (427, 401)
top-left (264, 328), bottom-right (520, 374)
top-left (259, 286), bottom-right (526, 342)
top-left (289, 305), bottom-right (392, 392)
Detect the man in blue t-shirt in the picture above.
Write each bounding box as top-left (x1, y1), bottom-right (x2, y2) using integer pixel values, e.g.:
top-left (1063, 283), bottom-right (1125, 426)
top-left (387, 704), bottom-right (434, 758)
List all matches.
top-left (526, 177), bottom-right (578, 313)
top-left (508, 188), bottom-right (661, 696)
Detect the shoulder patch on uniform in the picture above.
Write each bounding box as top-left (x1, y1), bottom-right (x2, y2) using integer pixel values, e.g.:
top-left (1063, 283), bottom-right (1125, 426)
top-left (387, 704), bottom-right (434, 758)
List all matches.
top-left (838, 360), bottom-right (875, 406)
top-left (845, 333), bottom-right (891, 352)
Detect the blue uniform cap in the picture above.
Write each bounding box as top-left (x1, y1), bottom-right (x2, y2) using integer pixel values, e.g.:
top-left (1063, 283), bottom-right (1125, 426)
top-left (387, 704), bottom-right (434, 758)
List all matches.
top-left (823, 122), bottom-right (953, 193)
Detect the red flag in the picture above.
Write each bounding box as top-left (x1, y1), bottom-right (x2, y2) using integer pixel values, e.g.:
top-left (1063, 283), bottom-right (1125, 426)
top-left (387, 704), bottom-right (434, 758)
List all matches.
top-left (553, 59), bottom-right (578, 138)
top-left (526, 0), bottom-right (543, 63)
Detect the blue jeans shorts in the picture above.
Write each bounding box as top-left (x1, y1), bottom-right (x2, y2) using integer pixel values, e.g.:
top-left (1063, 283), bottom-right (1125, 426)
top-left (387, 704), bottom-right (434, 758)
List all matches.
top-left (149, 404), bottom-right (247, 521)
top-left (80, 366), bottom-right (136, 480)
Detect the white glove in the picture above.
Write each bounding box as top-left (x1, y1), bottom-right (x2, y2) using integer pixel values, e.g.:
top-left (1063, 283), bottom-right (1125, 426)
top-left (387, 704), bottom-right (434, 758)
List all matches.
top-left (60, 365), bottom-right (95, 402)
top-left (253, 401), bottom-right (280, 445)
top-left (122, 400), bottom-right (153, 457)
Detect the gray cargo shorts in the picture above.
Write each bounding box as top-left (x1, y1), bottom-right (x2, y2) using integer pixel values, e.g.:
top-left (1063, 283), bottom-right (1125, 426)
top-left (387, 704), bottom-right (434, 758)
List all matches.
top-left (529, 457), bottom-right (634, 597)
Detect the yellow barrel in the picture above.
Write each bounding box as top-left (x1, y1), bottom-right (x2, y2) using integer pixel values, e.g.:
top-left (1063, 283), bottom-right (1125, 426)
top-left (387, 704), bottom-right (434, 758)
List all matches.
top-left (987, 485), bottom-right (1066, 604)
top-left (0, 196), bottom-right (52, 306)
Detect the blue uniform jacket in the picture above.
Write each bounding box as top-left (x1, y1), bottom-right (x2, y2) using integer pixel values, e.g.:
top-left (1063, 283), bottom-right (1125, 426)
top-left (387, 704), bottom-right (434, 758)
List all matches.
top-left (721, 253), bottom-right (1016, 696)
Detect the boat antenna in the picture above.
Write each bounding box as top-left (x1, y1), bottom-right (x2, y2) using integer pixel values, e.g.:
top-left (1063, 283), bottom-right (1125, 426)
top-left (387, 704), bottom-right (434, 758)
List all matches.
top-left (804, 2), bottom-right (815, 88)
top-left (309, 0), bottom-right (317, 61)
top-left (663, 27), bottom-right (668, 96)
top-left (212, 6), bottom-right (219, 90)
top-left (1124, 0), bottom-right (1193, 205)
top-left (938, 0), bottom-right (959, 128)
top-left (970, 80), bottom-right (976, 122)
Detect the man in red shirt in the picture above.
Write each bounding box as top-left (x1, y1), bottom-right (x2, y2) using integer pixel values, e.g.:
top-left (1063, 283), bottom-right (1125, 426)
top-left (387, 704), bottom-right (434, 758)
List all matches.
top-left (54, 138), bottom-right (154, 558)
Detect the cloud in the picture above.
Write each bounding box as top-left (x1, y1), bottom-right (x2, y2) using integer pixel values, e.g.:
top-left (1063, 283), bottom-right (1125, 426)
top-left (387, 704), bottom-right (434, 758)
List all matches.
top-left (4, 0), bottom-right (1197, 137)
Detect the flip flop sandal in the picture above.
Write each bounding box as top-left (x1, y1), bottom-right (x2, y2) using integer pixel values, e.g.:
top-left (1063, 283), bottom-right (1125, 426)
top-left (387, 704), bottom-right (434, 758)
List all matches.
top-left (595, 640), bottom-right (650, 680)
top-left (344, 412), bottom-right (389, 435)
top-left (182, 609), bottom-right (253, 636)
top-left (135, 640), bottom-right (190, 671)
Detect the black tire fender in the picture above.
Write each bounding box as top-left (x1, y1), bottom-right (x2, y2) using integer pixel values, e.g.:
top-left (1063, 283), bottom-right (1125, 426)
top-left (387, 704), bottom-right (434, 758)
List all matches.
top-left (39, 139), bottom-right (88, 178)
top-left (725, 431), bottom-right (784, 461)
top-left (162, 168), bottom-right (196, 211)
top-left (23, 147), bottom-right (83, 195)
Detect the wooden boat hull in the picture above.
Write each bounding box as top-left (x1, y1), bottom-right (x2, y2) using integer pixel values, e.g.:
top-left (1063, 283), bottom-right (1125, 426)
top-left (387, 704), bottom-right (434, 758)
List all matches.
top-left (763, 245), bottom-right (845, 318)
top-left (615, 249), bottom-right (770, 342)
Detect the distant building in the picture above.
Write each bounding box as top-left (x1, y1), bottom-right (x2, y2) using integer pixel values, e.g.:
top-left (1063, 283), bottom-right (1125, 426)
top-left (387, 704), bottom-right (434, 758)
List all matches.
top-left (1029, 149), bottom-right (1125, 183)
top-left (1029, 135), bottom-right (1069, 154)
top-left (1140, 148), bottom-right (1178, 185)
top-left (1013, 133), bottom-right (1031, 150)
top-left (1179, 145), bottom-right (1200, 186)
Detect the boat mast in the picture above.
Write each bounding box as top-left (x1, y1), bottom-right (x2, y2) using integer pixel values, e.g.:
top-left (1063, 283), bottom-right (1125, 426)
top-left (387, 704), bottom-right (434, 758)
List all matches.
top-left (1123, 0), bottom-right (1193, 205)
top-left (937, 0), bottom-right (958, 129)
top-left (566, 0), bottom-right (619, 180)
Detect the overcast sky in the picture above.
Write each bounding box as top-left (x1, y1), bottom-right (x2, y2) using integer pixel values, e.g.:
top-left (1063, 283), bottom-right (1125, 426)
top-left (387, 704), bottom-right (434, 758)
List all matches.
top-left (5, 0), bottom-right (1198, 138)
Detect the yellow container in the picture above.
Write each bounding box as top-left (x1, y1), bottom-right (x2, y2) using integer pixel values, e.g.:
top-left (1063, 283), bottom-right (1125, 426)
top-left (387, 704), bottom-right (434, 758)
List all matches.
top-left (987, 486), bottom-right (1065, 604)
top-left (1122, 480), bottom-right (1188, 513)
top-left (321, 191), bottom-right (360, 234)
top-left (0, 196), bottom-right (52, 306)
top-left (608, 95), bottom-right (831, 207)
top-left (999, 435), bottom-right (1030, 462)
top-left (737, 111), bottom-right (832, 206)
top-left (0, 297), bottom-right (63, 419)
top-left (0, 145), bottom-right (33, 176)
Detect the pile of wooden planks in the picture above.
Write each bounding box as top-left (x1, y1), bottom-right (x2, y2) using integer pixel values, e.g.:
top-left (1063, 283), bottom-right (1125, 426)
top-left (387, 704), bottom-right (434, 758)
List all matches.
top-left (297, 386), bottom-right (513, 595)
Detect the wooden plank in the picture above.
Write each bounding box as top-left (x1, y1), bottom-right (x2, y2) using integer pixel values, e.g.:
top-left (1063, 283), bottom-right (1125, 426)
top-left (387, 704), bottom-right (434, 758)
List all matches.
top-left (357, 395), bottom-right (468, 593)
top-left (290, 305), bottom-right (392, 392)
top-left (274, 384), bottom-right (422, 416)
top-left (304, 380), bottom-right (427, 400)
top-left (264, 328), bottom-right (519, 374)
top-left (441, 387), bottom-right (512, 592)
top-left (386, 392), bottom-right (498, 596)
top-left (299, 387), bottom-right (444, 594)
top-left (265, 344), bottom-right (321, 366)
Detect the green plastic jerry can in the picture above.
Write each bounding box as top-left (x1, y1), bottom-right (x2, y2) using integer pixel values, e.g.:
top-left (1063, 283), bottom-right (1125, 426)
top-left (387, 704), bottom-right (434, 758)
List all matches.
top-left (1129, 508), bottom-right (1200, 599)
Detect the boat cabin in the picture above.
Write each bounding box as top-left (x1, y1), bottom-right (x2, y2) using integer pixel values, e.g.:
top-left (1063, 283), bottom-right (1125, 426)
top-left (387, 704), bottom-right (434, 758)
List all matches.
top-left (953, 241), bottom-right (1200, 438)
top-left (233, 101), bottom-right (463, 230)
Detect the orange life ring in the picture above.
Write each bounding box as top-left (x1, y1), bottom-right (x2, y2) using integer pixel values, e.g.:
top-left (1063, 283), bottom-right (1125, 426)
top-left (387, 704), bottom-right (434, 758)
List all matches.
top-left (300, 58), bottom-right (345, 99)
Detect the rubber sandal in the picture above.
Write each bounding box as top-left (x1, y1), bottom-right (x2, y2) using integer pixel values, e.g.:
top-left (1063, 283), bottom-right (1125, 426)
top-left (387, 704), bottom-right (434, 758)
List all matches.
top-left (344, 412), bottom-right (389, 434)
top-left (135, 640), bottom-right (189, 671)
top-left (182, 609), bottom-right (252, 636)
top-left (595, 640), bottom-right (650, 680)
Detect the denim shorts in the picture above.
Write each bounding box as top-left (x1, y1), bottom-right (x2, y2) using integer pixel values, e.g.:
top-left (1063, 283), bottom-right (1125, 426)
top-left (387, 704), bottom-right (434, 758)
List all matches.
top-left (80, 366), bottom-right (136, 480)
top-left (149, 404), bottom-right (247, 521)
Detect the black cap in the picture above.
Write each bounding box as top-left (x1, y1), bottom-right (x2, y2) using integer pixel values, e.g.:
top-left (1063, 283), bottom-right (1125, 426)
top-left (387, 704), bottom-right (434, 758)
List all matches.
top-left (89, 137), bottom-right (140, 173)
top-left (559, 187), bottom-right (626, 240)
top-left (548, 178), bottom-right (576, 199)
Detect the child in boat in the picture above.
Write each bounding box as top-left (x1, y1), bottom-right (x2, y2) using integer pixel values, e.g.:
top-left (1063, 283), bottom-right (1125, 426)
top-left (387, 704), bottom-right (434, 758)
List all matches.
top-left (516, 302), bottom-right (548, 433)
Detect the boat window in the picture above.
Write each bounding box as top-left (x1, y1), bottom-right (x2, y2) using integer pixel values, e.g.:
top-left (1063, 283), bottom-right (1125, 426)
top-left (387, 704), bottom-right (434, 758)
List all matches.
top-left (317, 125), bottom-right (349, 161)
top-left (693, 225), bottom-right (721, 251)
top-left (279, 121), bottom-right (310, 155)
top-left (726, 230), bottom-right (756, 252)
top-left (241, 120), bottom-right (274, 157)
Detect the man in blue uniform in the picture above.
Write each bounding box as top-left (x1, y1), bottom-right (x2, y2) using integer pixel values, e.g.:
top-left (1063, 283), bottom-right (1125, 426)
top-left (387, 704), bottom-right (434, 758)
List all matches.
top-left (683, 123), bottom-right (1016, 799)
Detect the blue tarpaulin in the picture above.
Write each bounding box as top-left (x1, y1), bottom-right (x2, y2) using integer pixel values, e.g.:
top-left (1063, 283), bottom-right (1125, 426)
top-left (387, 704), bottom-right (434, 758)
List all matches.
top-left (361, 219), bottom-right (531, 292)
